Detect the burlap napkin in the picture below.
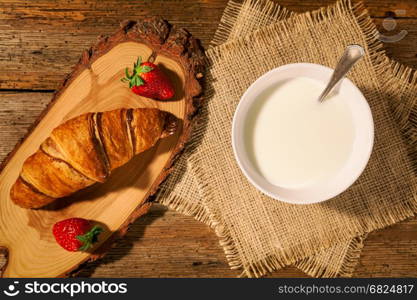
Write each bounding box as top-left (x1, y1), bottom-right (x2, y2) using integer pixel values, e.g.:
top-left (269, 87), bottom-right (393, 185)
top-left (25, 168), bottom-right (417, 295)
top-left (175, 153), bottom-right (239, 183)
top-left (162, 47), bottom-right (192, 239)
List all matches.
top-left (158, 0), bottom-right (365, 277)
top-left (157, 0), bottom-right (417, 277)
top-left (211, 0), bottom-right (368, 277)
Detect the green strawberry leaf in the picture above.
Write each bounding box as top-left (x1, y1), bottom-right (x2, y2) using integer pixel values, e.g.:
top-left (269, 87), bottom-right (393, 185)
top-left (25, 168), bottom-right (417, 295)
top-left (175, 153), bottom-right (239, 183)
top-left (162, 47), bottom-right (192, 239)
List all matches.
top-left (125, 68), bottom-right (132, 79)
top-left (76, 225), bottom-right (103, 252)
top-left (121, 56), bottom-right (151, 88)
top-left (138, 57), bottom-right (142, 65)
top-left (137, 76), bottom-right (144, 86)
top-left (138, 65), bottom-right (153, 74)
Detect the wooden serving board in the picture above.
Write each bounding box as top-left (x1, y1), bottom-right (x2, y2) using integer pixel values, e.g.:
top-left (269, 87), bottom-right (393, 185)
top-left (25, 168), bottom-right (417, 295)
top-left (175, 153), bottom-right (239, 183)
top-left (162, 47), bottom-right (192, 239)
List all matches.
top-left (0, 18), bottom-right (205, 277)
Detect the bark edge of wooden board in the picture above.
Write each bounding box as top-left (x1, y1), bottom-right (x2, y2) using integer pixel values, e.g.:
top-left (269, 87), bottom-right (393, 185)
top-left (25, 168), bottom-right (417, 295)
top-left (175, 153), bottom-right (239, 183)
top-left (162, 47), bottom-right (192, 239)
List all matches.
top-left (0, 17), bottom-right (205, 278)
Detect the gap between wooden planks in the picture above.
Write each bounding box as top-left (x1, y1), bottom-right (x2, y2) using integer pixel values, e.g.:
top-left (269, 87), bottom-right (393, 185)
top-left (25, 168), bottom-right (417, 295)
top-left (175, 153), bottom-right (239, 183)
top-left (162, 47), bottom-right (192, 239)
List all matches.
top-left (0, 0), bottom-right (416, 277)
top-left (0, 91), bottom-right (417, 277)
top-left (0, 0), bottom-right (416, 90)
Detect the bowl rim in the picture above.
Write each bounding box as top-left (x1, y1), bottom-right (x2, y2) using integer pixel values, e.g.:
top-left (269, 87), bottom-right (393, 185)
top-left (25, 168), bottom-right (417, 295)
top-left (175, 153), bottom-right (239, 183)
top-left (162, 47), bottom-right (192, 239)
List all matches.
top-left (231, 62), bottom-right (374, 205)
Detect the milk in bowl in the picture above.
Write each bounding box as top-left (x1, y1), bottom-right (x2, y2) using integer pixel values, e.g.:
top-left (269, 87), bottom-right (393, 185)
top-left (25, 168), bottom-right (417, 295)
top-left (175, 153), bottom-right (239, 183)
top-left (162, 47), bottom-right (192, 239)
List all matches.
top-left (232, 63), bottom-right (374, 204)
top-left (245, 77), bottom-right (355, 188)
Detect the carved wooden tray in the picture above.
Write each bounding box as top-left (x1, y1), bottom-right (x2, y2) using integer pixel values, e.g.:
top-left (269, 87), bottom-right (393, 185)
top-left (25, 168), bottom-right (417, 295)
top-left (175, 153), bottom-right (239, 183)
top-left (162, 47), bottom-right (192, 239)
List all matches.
top-left (0, 18), bottom-right (205, 277)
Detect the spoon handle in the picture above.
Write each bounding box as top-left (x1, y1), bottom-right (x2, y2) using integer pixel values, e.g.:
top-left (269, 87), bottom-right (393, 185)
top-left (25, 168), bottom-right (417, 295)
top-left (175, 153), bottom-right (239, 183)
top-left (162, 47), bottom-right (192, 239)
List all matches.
top-left (318, 45), bottom-right (365, 102)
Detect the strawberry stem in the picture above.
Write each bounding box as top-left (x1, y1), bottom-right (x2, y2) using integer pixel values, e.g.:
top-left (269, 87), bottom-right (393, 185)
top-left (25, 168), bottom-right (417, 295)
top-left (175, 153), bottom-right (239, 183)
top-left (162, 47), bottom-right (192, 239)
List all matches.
top-left (76, 225), bottom-right (103, 252)
top-left (121, 56), bottom-right (153, 89)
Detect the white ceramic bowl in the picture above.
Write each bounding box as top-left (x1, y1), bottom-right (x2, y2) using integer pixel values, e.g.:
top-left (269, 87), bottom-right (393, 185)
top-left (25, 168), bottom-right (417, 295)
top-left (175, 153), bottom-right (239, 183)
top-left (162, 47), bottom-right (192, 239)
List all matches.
top-left (232, 63), bottom-right (374, 204)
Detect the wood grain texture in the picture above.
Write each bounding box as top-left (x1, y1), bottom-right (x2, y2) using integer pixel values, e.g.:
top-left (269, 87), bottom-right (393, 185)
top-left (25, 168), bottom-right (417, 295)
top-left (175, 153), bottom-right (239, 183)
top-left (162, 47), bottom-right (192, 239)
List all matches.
top-left (0, 0), bottom-right (416, 277)
top-left (77, 204), bottom-right (417, 278)
top-left (0, 0), bottom-right (416, 89)
top-left (278, 0), bottom-right (417, 16)
top-left (1, 90), bottom-right (417, 278)
top-left (0, 17), bottom-right (205, 277)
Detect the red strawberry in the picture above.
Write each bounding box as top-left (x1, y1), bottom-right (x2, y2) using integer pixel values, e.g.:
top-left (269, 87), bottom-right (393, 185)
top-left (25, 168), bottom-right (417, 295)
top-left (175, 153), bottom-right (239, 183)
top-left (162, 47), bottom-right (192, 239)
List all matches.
top-left (121, 57), bottom-right (175, 100)
top-left (52, 218), bottom-right (103, 252)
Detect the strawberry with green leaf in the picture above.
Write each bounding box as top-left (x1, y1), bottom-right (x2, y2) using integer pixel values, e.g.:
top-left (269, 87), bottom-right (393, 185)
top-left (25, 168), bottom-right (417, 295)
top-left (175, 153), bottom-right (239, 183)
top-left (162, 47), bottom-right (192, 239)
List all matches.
top-left (121, 57), bottom-right (175, 100)
top-left (53, 218), bottom-right (103, 252)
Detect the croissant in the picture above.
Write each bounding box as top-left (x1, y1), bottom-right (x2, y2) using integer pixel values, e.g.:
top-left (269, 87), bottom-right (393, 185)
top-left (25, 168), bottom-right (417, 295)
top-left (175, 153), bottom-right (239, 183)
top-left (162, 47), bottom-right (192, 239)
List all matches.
top-left (10, 108), bottom-right (179, 209)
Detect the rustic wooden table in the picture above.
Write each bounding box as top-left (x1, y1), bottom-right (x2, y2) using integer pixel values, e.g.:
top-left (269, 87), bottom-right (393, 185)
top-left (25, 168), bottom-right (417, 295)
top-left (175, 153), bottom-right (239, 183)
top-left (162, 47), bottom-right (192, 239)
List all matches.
top-left (0, 0), bottom-right (416, 277)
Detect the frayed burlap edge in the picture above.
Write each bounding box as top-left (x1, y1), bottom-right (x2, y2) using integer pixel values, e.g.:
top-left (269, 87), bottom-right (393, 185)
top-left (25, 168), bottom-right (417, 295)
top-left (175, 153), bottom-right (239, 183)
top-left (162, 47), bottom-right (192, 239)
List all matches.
top-left (157, 0), bottom-right (417, 277)
top-left (294, 235), bottom-right (366, 278)
top-left (157, 106), bottom-right (213, 225)
top-left (187, 0), bottom-right (417, 278)
top-left (211, 0), bottom-right (291, 47)
top-left (210, 0), bottom-right (246, 47)
top-left (158, 193), bottom-right (211, 225)
top-left (210, 0), bottom-right (368, 278)
top-left (386, 61), bottom-right (417, 150)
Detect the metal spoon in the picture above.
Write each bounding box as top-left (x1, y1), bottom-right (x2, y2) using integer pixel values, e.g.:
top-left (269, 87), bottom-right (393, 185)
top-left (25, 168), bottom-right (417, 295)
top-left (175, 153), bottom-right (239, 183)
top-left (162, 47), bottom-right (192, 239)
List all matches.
top-left (318, 45), bottom-right (365, 102)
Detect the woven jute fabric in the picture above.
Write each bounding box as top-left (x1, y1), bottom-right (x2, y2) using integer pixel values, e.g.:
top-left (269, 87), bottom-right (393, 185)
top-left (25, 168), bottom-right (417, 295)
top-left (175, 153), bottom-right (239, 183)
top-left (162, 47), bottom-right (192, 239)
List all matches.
top-left (158, 0), bottom-right (366, 277)
top-left (211, 0), bottom-right (369, 277)
top-left (157, 0), bottom-right (417, 277)
top-left (215, 0), bottom-right (372, 278)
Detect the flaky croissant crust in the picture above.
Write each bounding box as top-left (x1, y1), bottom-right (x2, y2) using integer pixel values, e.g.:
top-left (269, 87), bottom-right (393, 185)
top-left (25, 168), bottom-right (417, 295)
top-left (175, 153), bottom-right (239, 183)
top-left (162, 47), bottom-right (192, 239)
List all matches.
top-left (11, 108), bottom-right (178, 209)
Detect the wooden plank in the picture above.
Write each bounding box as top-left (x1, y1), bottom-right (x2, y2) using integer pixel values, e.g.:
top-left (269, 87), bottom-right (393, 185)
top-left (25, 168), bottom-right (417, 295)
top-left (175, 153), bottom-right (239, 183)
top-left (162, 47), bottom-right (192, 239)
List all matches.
top-left (1, 0), bottom-right (417, 277)
top-left (78, 204), bottom-right (239, 278)
top-left (0, 92), bottom-right (417, 277)
top-left (0, 92), bottom-right (51, 159)
top-left (0, 0), bottom-right (226, 90)
top-left (373, 19), bottom-right (417, 66)
top-left (0, 18), bottom-right (206, 277)
top-left (76, 204), bottom-right (417, 278)
top-left (0, 0), bottom-right (416, 90)
top-left (277, 0), bottom-right (417, 16)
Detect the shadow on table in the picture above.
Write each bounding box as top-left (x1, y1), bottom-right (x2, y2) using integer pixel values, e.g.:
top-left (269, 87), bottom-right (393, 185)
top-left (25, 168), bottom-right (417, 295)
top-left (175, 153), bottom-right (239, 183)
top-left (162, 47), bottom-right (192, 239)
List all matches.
top-left (320, 85), bottom-right (417, 219)
top-left (75, 205), bottom-right (167, 278)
